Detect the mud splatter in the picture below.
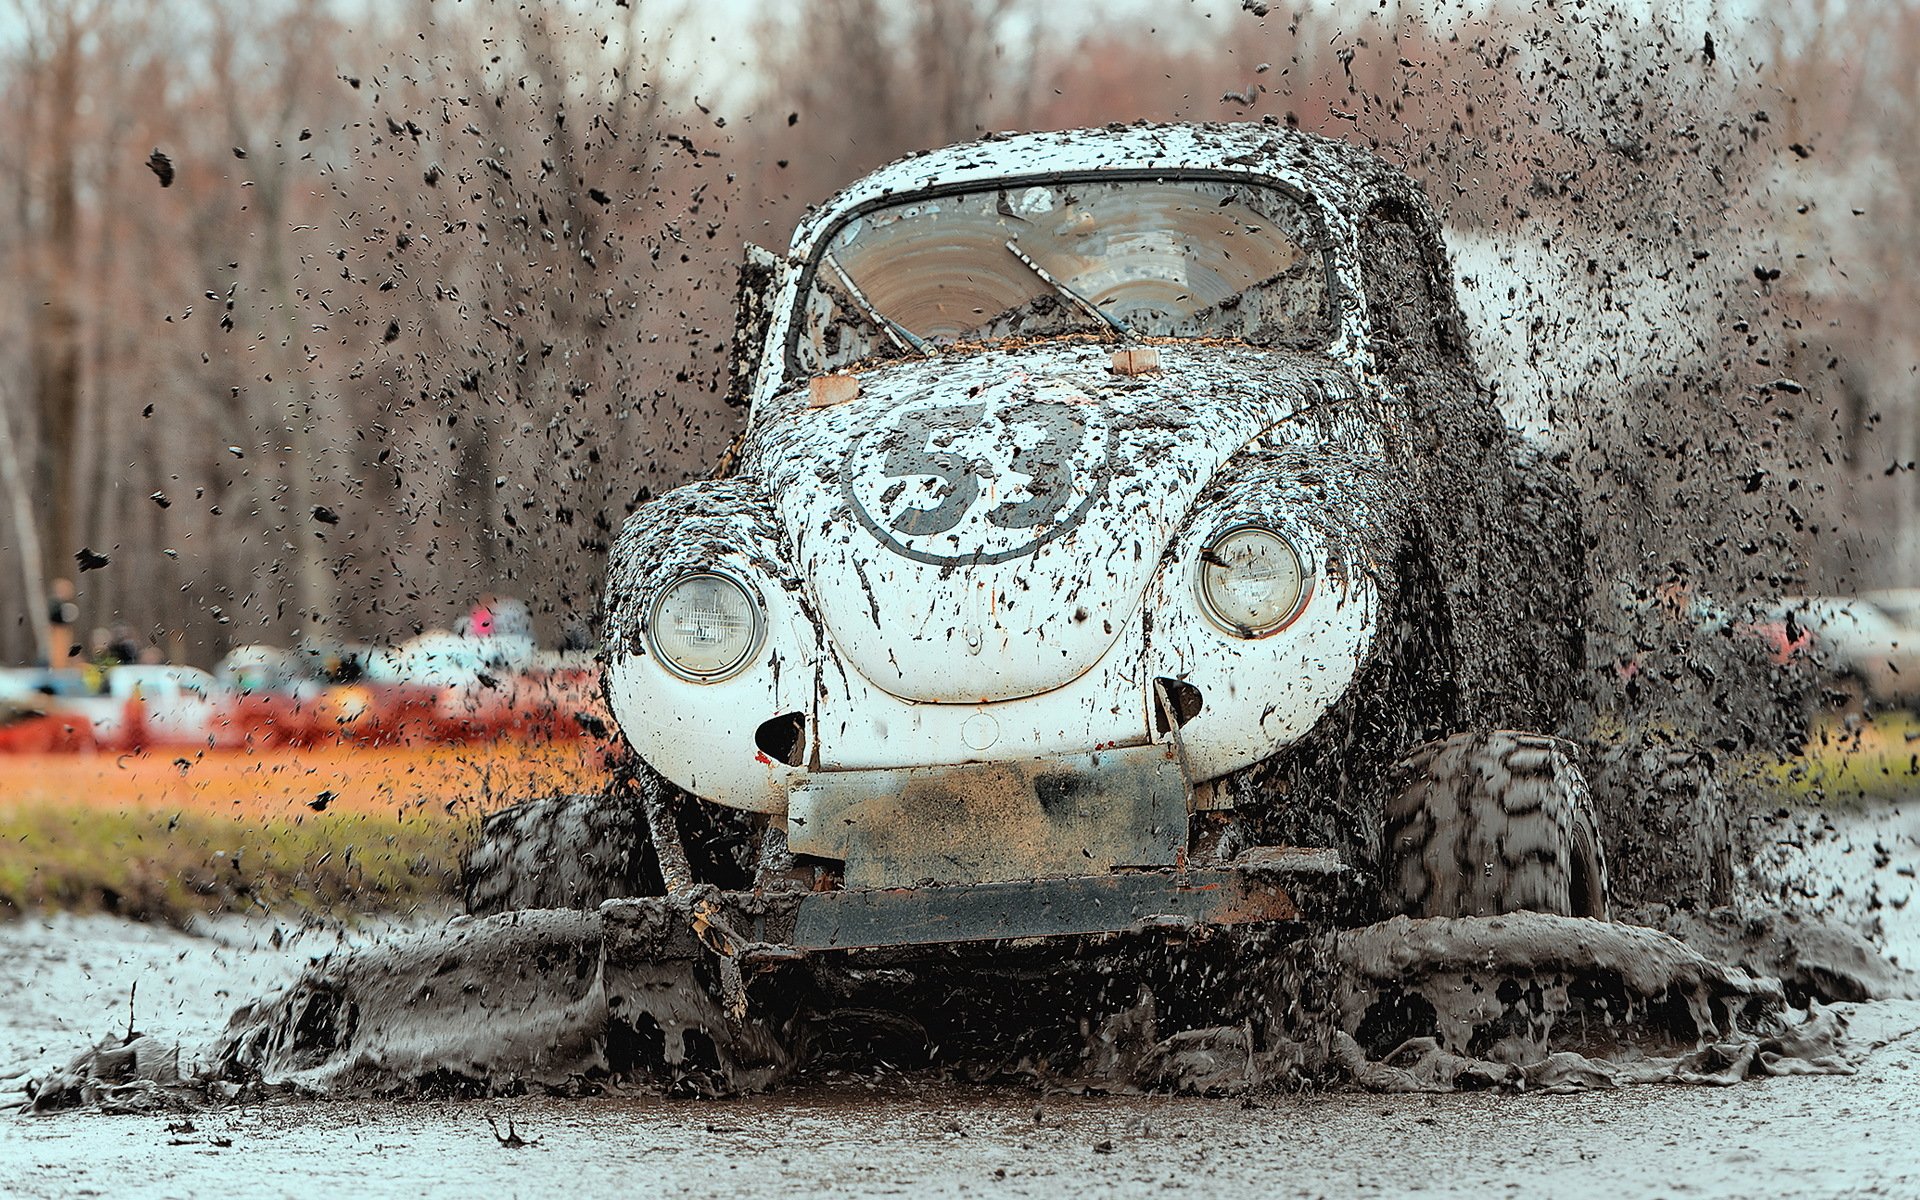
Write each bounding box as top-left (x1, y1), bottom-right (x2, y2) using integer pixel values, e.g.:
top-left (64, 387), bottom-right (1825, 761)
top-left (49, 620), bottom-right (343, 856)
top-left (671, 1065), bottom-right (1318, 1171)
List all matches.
top-left (23, 908), bottom-right (1890, 1112)
top-left (1627, 902), bottom-right (1918, 1006)
top-left (26, 900), bottom-right (789, 1112)
top-left (1303, 913), bottom-right (1854, 1093)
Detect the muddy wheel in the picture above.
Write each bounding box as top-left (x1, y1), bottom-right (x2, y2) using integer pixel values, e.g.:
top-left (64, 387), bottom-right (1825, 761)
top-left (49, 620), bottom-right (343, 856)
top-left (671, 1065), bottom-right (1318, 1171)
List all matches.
top-left (463, 759), bottom-right (765, 914)
top-left (463, 790), bottom-right (658, 916)
top-left (1384, 730), bottom-right (1610, 920)
top-left (1584, 736), bottom-right (1737, 911)
top-left (1640, 748), bottom-right (1734, 907)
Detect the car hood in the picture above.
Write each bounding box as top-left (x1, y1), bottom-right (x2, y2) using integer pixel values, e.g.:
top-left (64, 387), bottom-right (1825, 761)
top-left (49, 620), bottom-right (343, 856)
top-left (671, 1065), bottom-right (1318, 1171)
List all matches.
top-left (747, 341), bottom-right (1359, 703)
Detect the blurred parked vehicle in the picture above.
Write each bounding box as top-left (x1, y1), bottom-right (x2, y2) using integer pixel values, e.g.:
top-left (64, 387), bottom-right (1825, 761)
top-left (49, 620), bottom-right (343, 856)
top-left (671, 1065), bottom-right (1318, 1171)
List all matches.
top-left (1773, 596), bottom-right (1920, 709)
top-left (1608, 581), bottom-right (1812, 679)
top-left (363, 630), bottom-right (540, 688)
top-left (0, 668), bottom-right (95, 700)
top-left (25, 665), bottom-right (245, 751)
top-left (1859, 588), bottom-right (1920, 631)
top-left (3, 632), bottom-right (611, 754)
top-left (218, 645), bottom-right (315, 695)
top-left (111, 665), bottom-right (235, 747)
top-left (0, 669), bottom-right (96, 752)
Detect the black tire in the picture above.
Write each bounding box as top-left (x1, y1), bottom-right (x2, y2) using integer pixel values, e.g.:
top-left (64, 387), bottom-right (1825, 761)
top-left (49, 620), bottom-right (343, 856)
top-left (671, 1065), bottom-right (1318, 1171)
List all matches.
top-left (1641, 747), bottom-right (1734, 907)
top-left (463, 790), bottom-right (656, 915)
top-left (461, 759), bottom-right (764, 915)
top-left (1384, 730), bottom-right (1610, 920)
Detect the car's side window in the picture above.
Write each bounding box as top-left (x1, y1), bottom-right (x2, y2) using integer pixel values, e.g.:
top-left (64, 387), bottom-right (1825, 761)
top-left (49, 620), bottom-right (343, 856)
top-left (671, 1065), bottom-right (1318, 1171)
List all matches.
top-left (1357, 200), bottom-right (1461, 369)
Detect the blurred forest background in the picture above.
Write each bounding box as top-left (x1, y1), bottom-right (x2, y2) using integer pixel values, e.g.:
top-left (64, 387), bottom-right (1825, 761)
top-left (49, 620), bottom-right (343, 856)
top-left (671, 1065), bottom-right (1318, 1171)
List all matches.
top-left (0, 0), bottom-right (1915, 666)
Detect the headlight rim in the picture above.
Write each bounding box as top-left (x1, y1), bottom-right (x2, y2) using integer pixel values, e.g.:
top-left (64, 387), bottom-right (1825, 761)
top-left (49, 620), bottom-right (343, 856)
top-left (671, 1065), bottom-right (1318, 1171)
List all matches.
top-left (645, 568), bottom-right (767, 683)
top-left (1193, 522), bottom-right (1314, 639)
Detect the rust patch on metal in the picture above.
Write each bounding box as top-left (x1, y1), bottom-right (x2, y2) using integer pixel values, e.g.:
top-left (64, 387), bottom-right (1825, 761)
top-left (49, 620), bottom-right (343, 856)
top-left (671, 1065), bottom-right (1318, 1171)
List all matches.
top-left (808, 373), bottom-right (861, 408)
top-left (788, 744), bottom-right (1186, 888)
top-left (1181, 877), bottom-right (1301, 923)
top-left (788, 867), bottom-right (1304, 949)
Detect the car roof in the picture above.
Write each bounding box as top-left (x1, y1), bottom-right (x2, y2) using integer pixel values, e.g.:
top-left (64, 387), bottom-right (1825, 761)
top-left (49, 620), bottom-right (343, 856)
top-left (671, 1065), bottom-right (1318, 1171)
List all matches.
top-left (786, 121), bottom-right (1416, 263)
top-left (758, 122), bottom-right (1420, 393)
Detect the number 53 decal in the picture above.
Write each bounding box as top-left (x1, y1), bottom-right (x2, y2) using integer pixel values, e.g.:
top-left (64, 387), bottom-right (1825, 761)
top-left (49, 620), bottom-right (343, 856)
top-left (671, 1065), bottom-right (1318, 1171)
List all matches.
top-left (845, 395), bottom-right (1112, 567)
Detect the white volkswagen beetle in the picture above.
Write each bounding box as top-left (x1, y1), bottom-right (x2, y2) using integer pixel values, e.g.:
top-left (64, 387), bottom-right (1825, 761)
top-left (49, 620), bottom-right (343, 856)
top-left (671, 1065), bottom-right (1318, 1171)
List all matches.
top-left (470, 123), bottom-right (1609, 948)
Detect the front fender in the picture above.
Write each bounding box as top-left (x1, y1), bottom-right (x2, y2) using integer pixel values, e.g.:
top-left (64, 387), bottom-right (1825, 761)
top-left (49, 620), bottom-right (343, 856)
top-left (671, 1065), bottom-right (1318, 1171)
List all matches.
top-left (1141, 416), bottom-right (1407, 783)
top-left (601, 477), bottom-right (818, 812)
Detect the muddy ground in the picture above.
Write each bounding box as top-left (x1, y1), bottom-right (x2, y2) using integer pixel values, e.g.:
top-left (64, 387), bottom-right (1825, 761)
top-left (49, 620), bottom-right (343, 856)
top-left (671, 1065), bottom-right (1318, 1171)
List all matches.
top-left (3, 801), bottom-right (1917, 1198)
top-left (3, 1045), bottom-right (1920, 1200)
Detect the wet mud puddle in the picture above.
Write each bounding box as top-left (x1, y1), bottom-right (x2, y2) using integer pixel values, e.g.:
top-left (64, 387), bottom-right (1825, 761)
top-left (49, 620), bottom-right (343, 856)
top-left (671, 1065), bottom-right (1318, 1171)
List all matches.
top-left (14, 895), bottom-right (1907, 1114)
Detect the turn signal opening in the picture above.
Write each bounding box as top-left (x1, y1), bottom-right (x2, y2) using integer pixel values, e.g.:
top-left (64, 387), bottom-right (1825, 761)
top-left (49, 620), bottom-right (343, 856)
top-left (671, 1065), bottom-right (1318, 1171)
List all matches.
top-left (1153, 678), bottom-right (1204, 733)
top-left (754, 712), bottom-right (807, 767)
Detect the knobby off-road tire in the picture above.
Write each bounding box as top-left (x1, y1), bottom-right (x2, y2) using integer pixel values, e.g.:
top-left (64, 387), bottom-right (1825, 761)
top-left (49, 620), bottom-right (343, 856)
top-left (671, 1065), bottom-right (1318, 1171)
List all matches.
top-left (462, 760), bottom-right (764, 914)
top-left (1385, 730), bottom-right (1610, 920)
top-left (463, 790), bottom-right (655, 916)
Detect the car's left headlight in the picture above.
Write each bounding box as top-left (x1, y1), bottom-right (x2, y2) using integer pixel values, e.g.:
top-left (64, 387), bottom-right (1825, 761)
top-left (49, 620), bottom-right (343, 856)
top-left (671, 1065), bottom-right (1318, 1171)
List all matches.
top-left (1195, 525), bottom-right (1311, 638)
top-left (648, 571), bottom-right (765, 681)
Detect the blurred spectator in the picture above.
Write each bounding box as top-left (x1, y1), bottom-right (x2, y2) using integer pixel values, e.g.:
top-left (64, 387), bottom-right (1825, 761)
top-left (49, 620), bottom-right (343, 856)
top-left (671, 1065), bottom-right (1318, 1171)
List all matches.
top-left (108, 625), bottom-right (141, 665)
top-left (461, 596), bottom-right (496, 638)
top-left (45, 578), bottom-right (78, 666)
top-left (462, 595), bottom-right (534, 643)
top-left (84, 627), bottom-right (118, 692)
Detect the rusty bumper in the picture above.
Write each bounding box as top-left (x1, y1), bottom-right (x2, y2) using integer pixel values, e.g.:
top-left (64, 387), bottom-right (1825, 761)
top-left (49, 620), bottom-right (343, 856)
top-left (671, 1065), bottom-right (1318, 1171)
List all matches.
top-left (787, 744), bottom-right (1189, 890)
top-left (715, 848), bottom-right (1362, 953)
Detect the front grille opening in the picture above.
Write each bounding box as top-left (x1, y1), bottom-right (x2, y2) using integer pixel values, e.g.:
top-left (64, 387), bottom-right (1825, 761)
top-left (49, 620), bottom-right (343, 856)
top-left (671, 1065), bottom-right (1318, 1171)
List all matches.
top-left (754, 711), bottom-right (807, 767)
top-left (1153, 678), bottom-right (1204, 733)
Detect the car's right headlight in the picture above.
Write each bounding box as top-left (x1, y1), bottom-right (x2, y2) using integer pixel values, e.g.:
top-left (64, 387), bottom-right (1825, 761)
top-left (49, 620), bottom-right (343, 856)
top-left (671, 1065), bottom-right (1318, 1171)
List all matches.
top-left (647, 571), bottom-right (765, 681)
top-left (1195, 525), bottom-right (1311, 638)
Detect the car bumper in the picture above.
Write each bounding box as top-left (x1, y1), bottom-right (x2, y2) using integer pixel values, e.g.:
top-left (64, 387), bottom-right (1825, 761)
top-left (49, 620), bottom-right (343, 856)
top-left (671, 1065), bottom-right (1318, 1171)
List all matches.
top-left (643, 847), bottom-right (1360, 955)
top-left (787, 742), bottom-right (1190, 888)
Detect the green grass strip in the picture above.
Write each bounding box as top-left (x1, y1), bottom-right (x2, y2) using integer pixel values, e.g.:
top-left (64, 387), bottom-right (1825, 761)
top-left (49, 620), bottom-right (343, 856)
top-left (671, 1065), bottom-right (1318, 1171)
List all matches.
top-left (0, 803), bottom-right (467, 927)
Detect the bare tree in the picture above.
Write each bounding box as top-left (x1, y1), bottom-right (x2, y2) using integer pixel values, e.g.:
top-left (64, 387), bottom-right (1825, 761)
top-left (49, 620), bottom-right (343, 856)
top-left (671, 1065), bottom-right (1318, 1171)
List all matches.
top-left (753, 0), bottom-right (1039, 196)
top-left (5, 0), bottom-right (104, 590)
top-left (0, 377), bottom-right (50, 662)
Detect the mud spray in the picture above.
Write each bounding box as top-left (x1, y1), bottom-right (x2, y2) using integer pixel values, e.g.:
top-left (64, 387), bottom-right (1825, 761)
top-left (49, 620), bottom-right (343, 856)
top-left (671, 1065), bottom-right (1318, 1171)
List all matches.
top-left (18, 4), bottom-right (1918, 1117)
top-left (24, 889), bottom-right (1912, 1113)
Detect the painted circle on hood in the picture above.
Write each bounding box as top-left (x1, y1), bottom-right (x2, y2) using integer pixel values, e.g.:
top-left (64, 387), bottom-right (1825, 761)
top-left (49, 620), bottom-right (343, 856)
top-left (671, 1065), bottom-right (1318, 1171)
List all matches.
top-left (843, 382), bottom-right (1114, 567)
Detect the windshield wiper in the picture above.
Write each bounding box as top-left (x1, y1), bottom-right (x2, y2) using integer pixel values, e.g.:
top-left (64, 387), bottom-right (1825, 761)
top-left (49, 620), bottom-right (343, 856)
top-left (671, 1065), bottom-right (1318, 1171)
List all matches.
top-left (824, 253), bottom-right (928, 356)
top-left (1003, 238), bottom-right (1131, 340)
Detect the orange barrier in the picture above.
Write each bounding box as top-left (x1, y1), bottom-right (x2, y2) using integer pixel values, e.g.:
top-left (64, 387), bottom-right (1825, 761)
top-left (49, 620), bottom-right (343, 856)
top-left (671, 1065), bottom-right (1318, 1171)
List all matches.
top-left (0, 738), bottom-right (620, 819)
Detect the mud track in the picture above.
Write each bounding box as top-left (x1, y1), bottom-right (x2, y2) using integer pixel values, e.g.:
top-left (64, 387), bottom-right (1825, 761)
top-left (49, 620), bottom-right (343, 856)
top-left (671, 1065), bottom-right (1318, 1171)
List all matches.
top-left (22, 902), bottom-right (1896, 1112)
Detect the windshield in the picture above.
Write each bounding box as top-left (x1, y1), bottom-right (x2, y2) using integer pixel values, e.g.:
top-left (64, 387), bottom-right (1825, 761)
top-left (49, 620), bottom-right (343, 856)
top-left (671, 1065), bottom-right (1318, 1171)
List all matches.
top-left (792, 176), bottom-right (1332, 375)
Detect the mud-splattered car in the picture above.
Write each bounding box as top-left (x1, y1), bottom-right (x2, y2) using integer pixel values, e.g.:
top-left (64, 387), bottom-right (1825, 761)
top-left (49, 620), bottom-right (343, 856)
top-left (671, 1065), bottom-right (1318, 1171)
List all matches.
top-left (469, 122), bottom-right (1609, 949)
